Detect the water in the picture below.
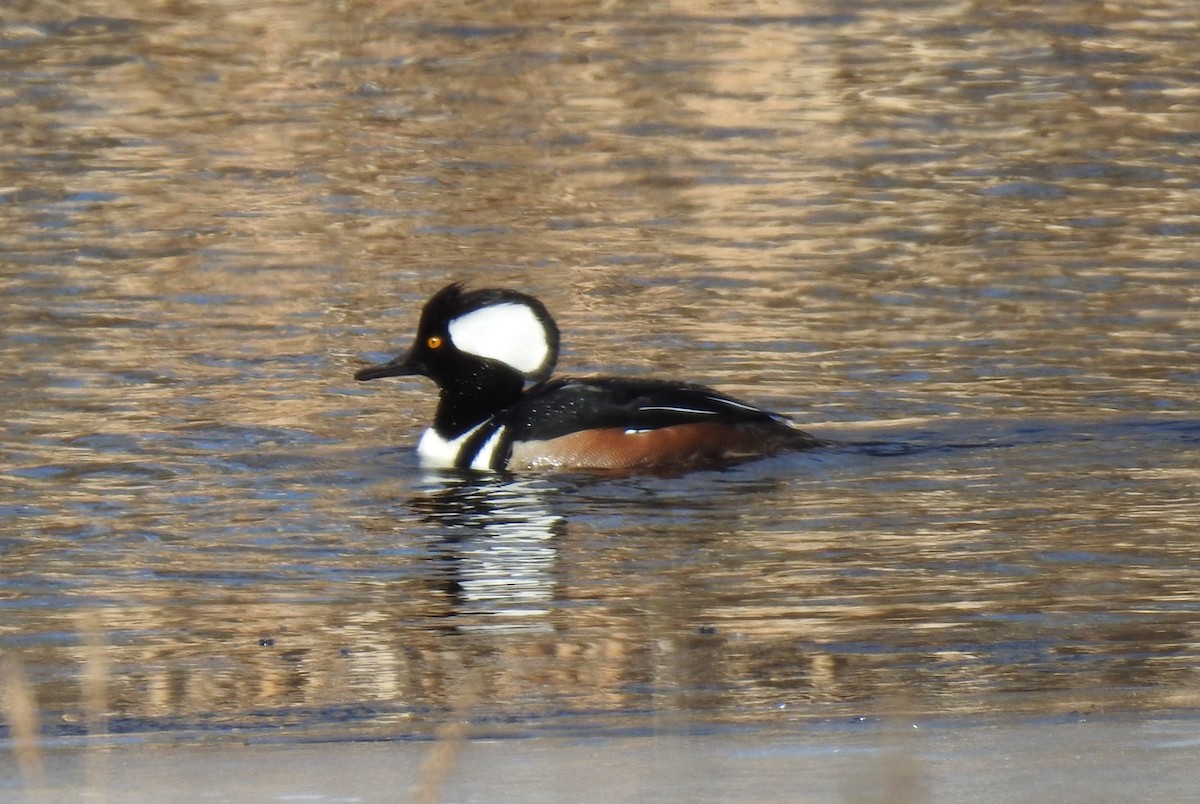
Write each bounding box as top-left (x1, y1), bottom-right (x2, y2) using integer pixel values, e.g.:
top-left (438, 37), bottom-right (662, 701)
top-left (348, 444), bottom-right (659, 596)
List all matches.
top-left (2, 0), bottom-right (1199, 797)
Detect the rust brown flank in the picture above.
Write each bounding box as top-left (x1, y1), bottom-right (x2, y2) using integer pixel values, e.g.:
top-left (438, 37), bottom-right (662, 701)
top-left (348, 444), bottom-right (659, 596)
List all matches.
top-left (508, 423), bottom-right (784, 471)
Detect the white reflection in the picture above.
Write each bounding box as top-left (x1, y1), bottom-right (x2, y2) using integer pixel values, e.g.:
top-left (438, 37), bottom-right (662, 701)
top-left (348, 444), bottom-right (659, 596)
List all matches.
top-left (411, 473), bottom-right (564, 633)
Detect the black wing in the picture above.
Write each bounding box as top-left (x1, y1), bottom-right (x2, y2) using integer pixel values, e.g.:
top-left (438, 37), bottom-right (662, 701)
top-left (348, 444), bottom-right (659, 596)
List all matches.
top-left (504, 376), bottom-right (795, 442)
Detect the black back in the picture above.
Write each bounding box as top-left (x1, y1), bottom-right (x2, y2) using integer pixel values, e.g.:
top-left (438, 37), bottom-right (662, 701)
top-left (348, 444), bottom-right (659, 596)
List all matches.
top-left (502, 376), bottom-right (795, 442)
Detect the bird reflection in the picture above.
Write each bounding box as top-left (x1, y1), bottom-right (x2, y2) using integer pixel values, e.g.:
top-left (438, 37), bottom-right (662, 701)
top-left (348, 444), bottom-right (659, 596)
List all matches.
top-left (408, 472), bottom-right (566, 633)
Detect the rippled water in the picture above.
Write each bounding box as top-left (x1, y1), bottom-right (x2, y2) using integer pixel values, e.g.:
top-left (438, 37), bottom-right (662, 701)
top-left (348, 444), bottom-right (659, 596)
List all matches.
top-left (2, 0), bottom-right (1199, 782)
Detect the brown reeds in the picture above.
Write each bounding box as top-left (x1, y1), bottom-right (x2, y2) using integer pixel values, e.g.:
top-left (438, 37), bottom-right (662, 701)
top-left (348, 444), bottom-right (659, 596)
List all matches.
top-left (1, 652), bottom-right (47, 803)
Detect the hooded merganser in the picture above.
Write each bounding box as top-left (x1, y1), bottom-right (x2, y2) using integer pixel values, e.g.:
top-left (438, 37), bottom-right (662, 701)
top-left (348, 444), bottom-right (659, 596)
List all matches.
top-left (354, 283), bottom-right (822, 472)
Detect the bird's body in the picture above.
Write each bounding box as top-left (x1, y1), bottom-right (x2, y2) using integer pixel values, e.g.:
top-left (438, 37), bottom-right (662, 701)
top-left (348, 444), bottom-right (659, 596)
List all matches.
top-left (355, 283), bottom-right (821, 473)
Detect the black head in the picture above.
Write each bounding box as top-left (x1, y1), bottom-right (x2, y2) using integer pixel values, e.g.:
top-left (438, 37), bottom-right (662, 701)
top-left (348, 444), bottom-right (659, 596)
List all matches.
top-left (354, 283), bottom-right (561, 390)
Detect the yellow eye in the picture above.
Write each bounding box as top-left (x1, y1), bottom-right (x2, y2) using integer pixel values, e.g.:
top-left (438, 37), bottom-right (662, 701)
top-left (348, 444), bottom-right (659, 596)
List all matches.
top-left (426, 335), bottom-right (443, 350)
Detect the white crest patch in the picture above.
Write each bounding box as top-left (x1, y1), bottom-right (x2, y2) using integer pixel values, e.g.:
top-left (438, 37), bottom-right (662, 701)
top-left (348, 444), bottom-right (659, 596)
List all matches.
top-left (447, 303), bottom-right (549, 375)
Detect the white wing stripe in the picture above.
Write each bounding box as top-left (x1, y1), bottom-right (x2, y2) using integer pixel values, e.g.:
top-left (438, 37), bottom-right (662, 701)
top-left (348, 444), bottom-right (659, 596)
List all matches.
top-left (638, 396), bottom-right (769, 417)
top-left (706, 395), bottom-right (764, 413)
top-left (637, 405), bottom-right (719, 416)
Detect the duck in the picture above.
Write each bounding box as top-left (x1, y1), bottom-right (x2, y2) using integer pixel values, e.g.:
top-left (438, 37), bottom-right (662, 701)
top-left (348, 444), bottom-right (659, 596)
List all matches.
top-left (354, 283), bottom-right (822, 472)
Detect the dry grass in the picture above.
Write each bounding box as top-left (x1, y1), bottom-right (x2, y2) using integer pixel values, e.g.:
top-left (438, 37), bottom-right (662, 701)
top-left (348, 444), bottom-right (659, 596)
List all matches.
top-left (1, 653), bottom-right (47, 803)
top-left (2, 614), bottom-right (113, 804)
top-left (80, 611), bottom-right (110, 803)
top-left (411, 670), bottom-right (482, 804)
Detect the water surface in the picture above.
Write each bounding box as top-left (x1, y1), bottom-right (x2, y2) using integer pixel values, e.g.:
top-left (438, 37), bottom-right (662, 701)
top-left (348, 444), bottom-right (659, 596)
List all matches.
top-left (2, 0), bottom-right (1199, 796)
